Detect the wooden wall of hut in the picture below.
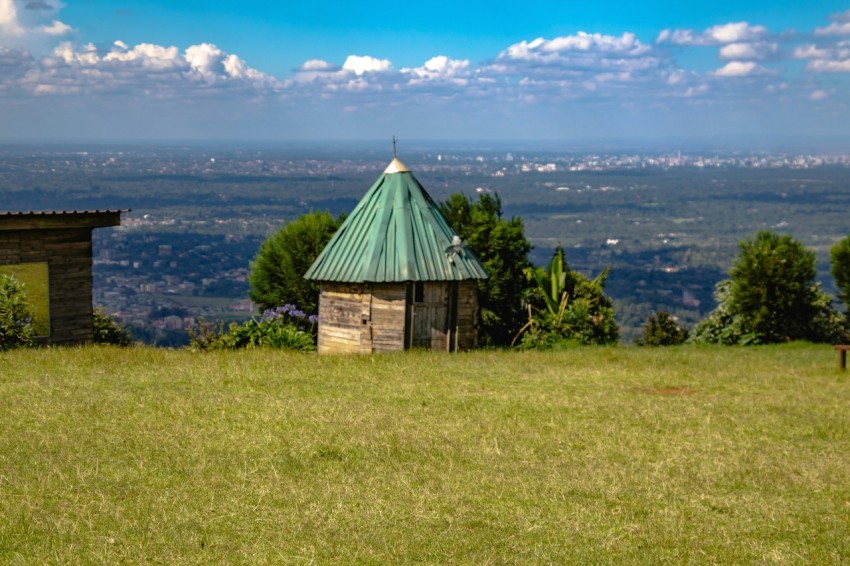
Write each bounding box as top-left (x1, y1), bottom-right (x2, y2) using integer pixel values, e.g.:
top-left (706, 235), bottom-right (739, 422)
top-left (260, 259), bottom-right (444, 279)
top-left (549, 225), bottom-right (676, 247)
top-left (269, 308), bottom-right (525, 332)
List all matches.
top-left (0, 227), bottom-right (96, 345)
top-left (316, 280), bottom-right (478, 355)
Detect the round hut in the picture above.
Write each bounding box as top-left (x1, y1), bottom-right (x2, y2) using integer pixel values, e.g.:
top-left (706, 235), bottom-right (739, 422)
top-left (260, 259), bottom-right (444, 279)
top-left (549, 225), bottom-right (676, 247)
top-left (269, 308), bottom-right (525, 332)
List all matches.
top-left (305, 157), bottom-right (488, 354)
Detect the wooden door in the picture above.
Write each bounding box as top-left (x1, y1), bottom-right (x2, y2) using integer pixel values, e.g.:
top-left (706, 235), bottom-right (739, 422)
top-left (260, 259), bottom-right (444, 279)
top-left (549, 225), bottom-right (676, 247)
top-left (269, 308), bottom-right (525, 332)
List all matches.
top-left (411, 283), bottom-right (449, 350)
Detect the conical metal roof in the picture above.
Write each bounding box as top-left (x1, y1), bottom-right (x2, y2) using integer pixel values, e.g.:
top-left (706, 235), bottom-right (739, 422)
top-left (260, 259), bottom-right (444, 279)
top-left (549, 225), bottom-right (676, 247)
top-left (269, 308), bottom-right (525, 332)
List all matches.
top-left (305, 158), bottom-right (488, 283)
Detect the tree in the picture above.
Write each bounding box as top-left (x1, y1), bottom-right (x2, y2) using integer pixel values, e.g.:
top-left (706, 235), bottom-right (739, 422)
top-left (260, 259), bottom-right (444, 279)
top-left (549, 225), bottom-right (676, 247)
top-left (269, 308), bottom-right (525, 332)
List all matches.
top-left (0, 274), bottom-right (35, 351)
top-left (248, 211), bottom-right (343, 313)
top-left (636, 311), bottom-right (688, 346)
top-left (693, 231), bottom-right (847, 344)
top-left (440, 193), bottom-right (533, 346)
top-left (516, 247), bottom-right (618, 347)
top-left (830, 235), bottom-right (850, 312)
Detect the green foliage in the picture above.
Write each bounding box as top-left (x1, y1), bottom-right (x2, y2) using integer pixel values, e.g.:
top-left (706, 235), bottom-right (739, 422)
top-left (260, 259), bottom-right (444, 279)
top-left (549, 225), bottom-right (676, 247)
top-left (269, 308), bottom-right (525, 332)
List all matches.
top-left (248, 211), bottom-right (343, 313)
top-left (830, 235), bottom-right (850, 311)
top-left (693, 232), bottom-right (848, 344)
top-left (0, 274), bottom-right (34, 351)
top-left (188, 304), bottom-right (316, 352)
top-left (440, 193), bottom-right (533, 346)
top-left (517, 247), bottom-right (619, 348)
top-left (92, 308), bottom-right (133, 346)
top-left (637, 311), bottom-right (688, 346)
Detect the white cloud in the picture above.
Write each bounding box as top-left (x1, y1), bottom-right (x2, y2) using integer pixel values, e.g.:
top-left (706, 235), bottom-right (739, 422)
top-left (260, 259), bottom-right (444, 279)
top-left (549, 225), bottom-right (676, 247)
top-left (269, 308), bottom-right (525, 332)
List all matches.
top-left (0, 0), bottom-right (71, 51)
top-left (712, 61), bottom-right (764, 77)
top-left (501, 32), bottom-right (651, 62)
top-left (807, 58), bottom-right (850, 72)
top-left (402, 55), bottom-right (471, 86)
top-left (793, 44), bottom-right (835, 60)
top-left (40, 19), bottom-right (69, 36)
top-left (718, 42), bottom-right (777, 60)
top-left (657, 21), bottom-right (768, 45)
top-left (809, 89), bottom-right (830, 100)
top-left (815, 9), bottom-right (850, 37)
top-left (342, 55), bottom-right (391, 75)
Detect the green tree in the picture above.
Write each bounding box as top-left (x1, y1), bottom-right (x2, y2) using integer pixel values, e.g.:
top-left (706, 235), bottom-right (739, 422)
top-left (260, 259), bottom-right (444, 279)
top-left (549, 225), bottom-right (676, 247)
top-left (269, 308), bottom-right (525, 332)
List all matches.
top-left (440, 193), bottom-right (533, 346)
top-left (830, 235), bottom-right (850, 312)
top-left (0, 274), bottom-right (35, 351)
top-left (248, 211), bottom-right (343, 313)
top-left (517, 247), bottom-right (618, 347)
top-left (693, 231), bottom-right (846, 344)
top-left (636, 311), bottom-right (688, 346)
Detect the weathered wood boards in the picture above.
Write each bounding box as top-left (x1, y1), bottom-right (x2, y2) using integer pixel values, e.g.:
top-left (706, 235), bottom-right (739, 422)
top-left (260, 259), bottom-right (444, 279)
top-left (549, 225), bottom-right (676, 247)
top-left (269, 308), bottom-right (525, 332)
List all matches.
top-left (317, 280), bottom-right (478, 355)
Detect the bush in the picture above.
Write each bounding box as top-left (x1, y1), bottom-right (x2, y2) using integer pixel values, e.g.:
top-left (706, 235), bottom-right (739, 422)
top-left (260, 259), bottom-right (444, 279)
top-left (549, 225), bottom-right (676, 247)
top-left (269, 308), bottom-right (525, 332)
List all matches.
top-left (0, 274), bottom-right (35, 351)
top-left (637, 311), bottom-right (688, 346)
top-left (93, 308), bottom-right (134, 346)
top-left (516, 247), bottom-right (618, 348)
top-left (188, 304), bottom-right (317, 352)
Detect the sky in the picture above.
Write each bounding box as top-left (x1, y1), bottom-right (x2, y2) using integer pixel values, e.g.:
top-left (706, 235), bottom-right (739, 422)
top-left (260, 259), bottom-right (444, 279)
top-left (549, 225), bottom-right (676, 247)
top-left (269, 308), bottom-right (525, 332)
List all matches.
top-left (2, 0), bottom-right (850, 147)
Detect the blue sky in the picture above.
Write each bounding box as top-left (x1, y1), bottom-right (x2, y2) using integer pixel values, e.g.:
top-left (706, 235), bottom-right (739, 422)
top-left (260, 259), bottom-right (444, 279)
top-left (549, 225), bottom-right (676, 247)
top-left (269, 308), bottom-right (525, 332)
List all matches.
top-left (2, 0), bottom-right (850, 146)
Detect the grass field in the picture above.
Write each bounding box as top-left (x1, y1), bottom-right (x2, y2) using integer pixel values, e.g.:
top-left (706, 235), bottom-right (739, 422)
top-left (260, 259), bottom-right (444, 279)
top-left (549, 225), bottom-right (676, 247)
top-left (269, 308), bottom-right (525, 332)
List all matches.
top-left (1, 345), bottom-right (849, 564)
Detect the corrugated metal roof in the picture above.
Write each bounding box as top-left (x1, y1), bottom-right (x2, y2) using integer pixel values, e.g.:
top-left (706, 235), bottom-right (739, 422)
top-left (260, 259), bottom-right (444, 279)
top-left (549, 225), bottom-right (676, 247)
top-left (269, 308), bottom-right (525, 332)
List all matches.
top-left (305, 158), bottom-right (488, 283)
top-left (0, 209), bottom-right (129, 216)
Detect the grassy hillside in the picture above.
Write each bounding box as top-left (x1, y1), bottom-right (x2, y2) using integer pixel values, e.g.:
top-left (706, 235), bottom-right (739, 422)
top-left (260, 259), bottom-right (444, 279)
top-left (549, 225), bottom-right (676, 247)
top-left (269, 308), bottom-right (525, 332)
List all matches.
top-left (1, 345), bottom-right (849, 564)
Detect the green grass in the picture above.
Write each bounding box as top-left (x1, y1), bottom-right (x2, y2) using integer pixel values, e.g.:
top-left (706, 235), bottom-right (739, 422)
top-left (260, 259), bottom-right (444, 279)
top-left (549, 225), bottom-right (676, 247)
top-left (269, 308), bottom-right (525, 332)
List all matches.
top-left (1, 345), bottom-right (849, 564)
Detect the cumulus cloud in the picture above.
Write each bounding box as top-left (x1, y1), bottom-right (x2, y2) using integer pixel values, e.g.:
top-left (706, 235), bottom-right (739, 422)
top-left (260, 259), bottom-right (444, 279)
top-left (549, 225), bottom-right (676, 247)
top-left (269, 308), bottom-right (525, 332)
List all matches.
top-left (0, 0), bottom-right (70, 51)
top-left (794, 40), bottom-right (850, 73)
top-left (501, 32), bottom-right (651, 62)
top-left (809, 89), bottom-right (830, 100)
top-left (341, 55), bottom-right (391, 75)
top-left (718, 42), bottom-right (777, 60)
top-left (815, 9), bottom-right (850, 37)
top-left (712, 61), bottom-right (765, 77)
top-left (402, 55), bottom-right (471, 86)
top-left (657, 22), bottom-right (768, 45)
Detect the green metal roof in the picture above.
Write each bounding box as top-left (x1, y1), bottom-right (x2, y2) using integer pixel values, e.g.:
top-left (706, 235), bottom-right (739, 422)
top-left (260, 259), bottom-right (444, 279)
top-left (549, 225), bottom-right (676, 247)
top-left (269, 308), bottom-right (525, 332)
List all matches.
top-left (305, 158), bottom-right (488, 283)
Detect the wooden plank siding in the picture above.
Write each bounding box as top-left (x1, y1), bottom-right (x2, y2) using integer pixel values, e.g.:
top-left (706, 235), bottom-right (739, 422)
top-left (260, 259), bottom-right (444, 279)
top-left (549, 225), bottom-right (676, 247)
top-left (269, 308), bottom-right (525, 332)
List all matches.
top-left (0, 227), bottom-right (95, 345)
top-left (317, 280), bottom-right (479, 355)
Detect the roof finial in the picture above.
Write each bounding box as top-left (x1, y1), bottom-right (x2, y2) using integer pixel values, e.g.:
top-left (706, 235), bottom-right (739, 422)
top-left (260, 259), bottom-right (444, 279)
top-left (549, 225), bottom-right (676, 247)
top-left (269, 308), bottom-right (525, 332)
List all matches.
top-left (392, 135), bottom-right (398, 158)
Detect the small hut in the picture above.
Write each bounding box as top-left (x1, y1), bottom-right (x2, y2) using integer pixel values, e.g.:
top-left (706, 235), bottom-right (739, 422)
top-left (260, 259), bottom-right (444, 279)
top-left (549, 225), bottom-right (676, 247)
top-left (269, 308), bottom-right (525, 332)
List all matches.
top-left (305, 157), bottom-right (488, 354)
top-left (0, 209), bottom-right (125, 345)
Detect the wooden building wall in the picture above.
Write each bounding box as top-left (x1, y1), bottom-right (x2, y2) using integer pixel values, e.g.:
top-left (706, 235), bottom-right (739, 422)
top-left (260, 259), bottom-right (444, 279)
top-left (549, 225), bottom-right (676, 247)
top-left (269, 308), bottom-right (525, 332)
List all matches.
top-left (0, 227), bottom-right (96, 345)
top-left (317, 280), bottom-right (478, 355)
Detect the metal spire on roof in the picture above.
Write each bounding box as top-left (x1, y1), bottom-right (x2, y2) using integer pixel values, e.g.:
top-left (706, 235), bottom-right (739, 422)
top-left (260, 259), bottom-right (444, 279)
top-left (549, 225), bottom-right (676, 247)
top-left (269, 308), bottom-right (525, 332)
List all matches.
top-left (384, 135), bottom-right (410, 173)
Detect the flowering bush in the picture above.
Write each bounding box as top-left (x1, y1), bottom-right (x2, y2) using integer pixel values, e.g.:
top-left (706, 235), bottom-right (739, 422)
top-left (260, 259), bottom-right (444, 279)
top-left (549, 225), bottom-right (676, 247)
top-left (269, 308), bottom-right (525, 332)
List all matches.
top-left (0, 274), bottom-right (35, 351)
top-left (188, 304), bottom-right (317, 352)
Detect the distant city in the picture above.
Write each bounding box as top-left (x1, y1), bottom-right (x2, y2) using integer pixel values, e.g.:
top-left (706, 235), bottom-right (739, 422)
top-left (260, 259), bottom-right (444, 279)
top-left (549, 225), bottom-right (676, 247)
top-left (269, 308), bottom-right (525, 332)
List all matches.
top-left (3, 144), bottom-right (850, 345)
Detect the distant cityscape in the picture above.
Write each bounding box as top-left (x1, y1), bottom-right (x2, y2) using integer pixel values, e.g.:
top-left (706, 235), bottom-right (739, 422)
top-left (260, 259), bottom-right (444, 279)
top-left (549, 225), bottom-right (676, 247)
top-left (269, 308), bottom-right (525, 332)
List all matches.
top-left (3, 145), bottom-right (850, 345)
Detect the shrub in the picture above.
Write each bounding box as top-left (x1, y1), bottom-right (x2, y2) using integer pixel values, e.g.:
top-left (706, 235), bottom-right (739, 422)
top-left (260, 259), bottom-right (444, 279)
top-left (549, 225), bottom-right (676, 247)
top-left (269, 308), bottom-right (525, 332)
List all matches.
top-left (0, 274), bottom-right (35, 351)
top-left (93, 308), bottom-right (134, 346)
top-left (637, 311), bottom-right (688, 346)
top-left (188, 304), bottom-right (317, 352)
top-left (516, 247), bottom-right (618, 348)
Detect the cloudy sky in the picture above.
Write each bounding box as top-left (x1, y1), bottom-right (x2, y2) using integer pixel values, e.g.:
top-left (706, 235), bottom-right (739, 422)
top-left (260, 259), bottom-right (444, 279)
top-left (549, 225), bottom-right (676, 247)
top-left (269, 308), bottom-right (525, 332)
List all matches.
top-left (2, 0), bottom-right (850, 146)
